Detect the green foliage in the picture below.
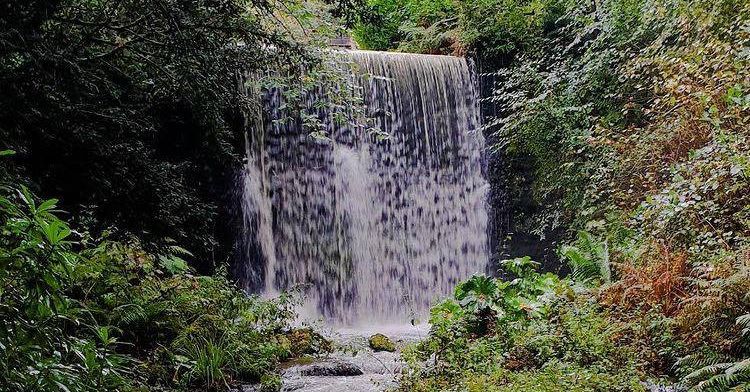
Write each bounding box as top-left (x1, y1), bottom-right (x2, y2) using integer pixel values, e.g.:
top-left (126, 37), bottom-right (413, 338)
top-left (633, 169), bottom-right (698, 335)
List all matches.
top-left (0, 185), bottom-right (304, 391)
top-left (0, 0), bottom-right (347, 271)
top-left (460, 362), bottom-right (645, 392)
top-left (353, 0), bottom-right (410, 50)
top-left (0, 186), bottom-right (132, 391)
top-left (455, 274), bottom-right (502, 315)
top-left (633, 135), bottom-right (750, 253)
top-left (678, 311), bottom-right (750, 391)
top-left (354, 0), bottom-right (569, 57)
top-left (454, 0), bottom-right (570, 59)
top-left (177, 337), bottom-right (231, 390)
top-left (259, 373), bottom-right (283, 392)
top-left (561, 231), bottom-right (612, 285)
top-left (353, 0), bottom-right (458, 52)
top-left (676, 259), bottom-right (750, 391)
top-left (399, 262), bottom-right (643, 391)
top-left (448, 258), bottom-right (563, 336)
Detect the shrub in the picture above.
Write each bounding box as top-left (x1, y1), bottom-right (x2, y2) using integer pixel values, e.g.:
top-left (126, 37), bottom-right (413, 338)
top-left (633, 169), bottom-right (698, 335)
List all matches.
top-left (0, 186), bottom-right (132, 392)
top-left (0, 183), bottom-right (303, 391)
top-left (398, 259), bottom-right (642, 391)
top-left (602, 241), bottom-right (690, 316)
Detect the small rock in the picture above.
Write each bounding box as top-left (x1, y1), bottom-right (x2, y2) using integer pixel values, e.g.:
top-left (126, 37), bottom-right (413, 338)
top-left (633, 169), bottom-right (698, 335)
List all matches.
top-left (285, 359), bottom-right (364, 377)
top-left (642, 382), bottom-right (687, 392)
top-left (368, 333), bottom-right (396, 352)
top-left (231, 385), bottom-right (259, 392)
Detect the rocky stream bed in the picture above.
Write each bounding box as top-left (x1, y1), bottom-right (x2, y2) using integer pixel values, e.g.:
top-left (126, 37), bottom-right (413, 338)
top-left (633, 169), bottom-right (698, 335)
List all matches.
top-left (239, 325), bottom-right (427, 392)
top-left (235, 323), bottom-right (687, 392)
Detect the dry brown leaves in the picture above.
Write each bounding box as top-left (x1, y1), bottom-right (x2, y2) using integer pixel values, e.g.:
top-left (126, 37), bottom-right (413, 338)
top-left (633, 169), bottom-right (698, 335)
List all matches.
top-left (601, 241), bottom-right (691, 316)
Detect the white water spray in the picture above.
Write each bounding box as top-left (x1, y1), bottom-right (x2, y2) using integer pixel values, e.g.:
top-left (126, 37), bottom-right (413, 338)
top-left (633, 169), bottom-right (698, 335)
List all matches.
top-left (239, 50), bottom-right (489, 325)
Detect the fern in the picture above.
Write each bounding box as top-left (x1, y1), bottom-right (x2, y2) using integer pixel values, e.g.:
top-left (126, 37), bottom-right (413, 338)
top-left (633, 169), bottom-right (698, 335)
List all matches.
top-left (679, 314), bottom-right (750, 391)
top-left (114, 303), bottom-right (148, 327)
top-left (112, 300), bottom-right (170, 329)
top-left (561, 231), bottom-right (611, 285)
top-left (738, 313), bottom-right (750, 338)
top-left (695, 370), bottom-right (750, 392)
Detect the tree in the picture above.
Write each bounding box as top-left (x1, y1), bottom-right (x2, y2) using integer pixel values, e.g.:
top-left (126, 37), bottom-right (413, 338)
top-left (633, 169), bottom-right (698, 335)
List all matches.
top-left (0, 0), bottom-right (318, 271)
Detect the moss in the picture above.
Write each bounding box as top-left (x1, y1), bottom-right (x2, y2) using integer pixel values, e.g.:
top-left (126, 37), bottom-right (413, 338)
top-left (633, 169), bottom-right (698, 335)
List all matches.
top-left (259, 373), bottom-right (282, 392)
top-left (368, 333), bottom-right (396, 352)
top-left (287, 328), bottom-right (333, 357)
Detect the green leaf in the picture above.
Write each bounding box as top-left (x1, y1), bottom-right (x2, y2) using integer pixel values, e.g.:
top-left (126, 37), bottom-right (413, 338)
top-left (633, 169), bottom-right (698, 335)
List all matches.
top-left (17, 186), bottom-right (35, 210)
top-left (40, 219), bottom-right (71, 244)
top-left (159, 254), bottom-right (189, 275)
top-left (37, 198), bottom-right (59, 213)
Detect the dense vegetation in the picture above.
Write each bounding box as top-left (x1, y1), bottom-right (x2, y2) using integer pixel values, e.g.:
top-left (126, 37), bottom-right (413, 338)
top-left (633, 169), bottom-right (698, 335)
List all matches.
top-left (2, 0), bottom-right (749, 390)
top-left (356, 0), bottom-right (750, 390)
top-left (0, 0), bottom-right (345, 271)
top-left (0, 1), bottom-right (344, 391)
top-left (0, 181), bottom-right (321, 391)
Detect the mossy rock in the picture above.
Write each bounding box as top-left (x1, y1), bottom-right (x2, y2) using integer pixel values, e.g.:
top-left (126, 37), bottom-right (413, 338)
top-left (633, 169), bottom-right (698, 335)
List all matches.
top-left (273, 334), bottom-right (292, 359)
top-left (368, 333), bottom-right (396, 352)
top-left (286, 328), bottom-right (332, 357)
top-left (259, 373), bottom-right (281, 392)
top-left (279, 355), bottom-right (316, 369)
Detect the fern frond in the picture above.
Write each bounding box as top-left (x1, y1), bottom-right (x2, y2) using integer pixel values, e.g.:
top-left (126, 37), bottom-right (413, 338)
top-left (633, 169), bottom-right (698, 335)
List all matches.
top-left (561, 231), bottom-right (611, 285)
top-left (726, 358), bottom-right (750, 376)
top-left (683, 354), bottom-right (750, 391)
top-left (695, 372), bottom-right (750, 392)
top-left (729, 382), bottom-right (750, 392)
top-left (688, 362), bottom-right (732, 387)
top-left (562, 245), bottom-right (600, 283)
top-left (737, 313), bottom-right (750, 337)
top-left (113, 303), bottom-right (147, 327)
top-left (169, 244), bottom-right (194, 257)
top-left (677, 350), bottom-right (730, 378)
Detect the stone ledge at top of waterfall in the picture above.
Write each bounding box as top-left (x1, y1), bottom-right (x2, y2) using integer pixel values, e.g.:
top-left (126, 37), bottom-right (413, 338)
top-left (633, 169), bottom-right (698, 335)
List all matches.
top-left (343, 48), bottom-right (473, 59)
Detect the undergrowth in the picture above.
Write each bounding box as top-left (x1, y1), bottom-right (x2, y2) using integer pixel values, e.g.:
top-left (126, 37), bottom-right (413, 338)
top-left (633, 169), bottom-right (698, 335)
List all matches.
top-left (0, 183), bottom-right (315, 392)
top-left (362, 0), bottom-right (750, 390)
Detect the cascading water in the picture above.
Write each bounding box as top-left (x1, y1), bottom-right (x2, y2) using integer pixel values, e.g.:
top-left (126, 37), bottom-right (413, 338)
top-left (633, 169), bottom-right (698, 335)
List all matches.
top-left (239, 50), bottom-right (490, 325)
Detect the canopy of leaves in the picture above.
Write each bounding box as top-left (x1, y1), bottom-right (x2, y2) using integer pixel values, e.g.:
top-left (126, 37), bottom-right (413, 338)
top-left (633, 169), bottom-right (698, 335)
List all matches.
top-left (0, 0), bottom-right (342, 271)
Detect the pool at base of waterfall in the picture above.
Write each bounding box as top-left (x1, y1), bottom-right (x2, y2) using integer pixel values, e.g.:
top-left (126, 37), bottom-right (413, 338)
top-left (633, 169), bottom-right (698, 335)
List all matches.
top-left (239, 324), bottom-right (428, 392)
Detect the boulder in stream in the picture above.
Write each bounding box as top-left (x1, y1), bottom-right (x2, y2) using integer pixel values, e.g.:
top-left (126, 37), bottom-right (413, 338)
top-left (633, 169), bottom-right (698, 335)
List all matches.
top-left (287, 327), bottom-right (332, 357)
top-left (368, 333), bottom-right (396, 352)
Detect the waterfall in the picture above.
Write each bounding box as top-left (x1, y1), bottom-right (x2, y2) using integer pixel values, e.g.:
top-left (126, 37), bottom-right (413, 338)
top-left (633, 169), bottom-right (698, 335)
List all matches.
top-left (239, 50), bottom-right (490, 325)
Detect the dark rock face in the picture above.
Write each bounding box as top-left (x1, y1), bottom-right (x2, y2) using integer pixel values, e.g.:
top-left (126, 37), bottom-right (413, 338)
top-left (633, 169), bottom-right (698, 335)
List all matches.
top-left (474, 57), bottom-right (564, 275)
top-left (286, 359), bottom-right (364, 377)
